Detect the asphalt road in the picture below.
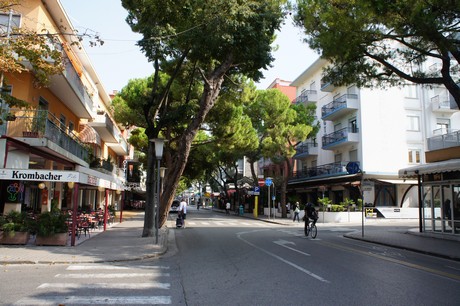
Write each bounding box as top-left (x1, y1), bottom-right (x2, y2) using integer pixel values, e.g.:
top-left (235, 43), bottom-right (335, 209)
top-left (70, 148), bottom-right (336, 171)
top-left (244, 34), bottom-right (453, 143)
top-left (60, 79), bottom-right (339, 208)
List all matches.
top-left (2, 207), bottom-right (459, 305)
top-left (173, 208), bottom-right (460, 306)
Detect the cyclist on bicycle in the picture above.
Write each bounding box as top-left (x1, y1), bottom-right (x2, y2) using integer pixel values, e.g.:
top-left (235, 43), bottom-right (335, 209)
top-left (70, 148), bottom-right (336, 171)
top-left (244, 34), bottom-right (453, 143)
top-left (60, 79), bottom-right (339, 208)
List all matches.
top-left (305, 202), bottom-right (318, 226)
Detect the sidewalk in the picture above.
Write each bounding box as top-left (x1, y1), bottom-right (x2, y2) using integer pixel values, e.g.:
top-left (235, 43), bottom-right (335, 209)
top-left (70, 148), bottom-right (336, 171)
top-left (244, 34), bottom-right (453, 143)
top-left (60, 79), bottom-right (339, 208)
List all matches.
top-left (0, 211), bottom-right (168, 265)
top-left (1, 208), bottom-right (459, 265)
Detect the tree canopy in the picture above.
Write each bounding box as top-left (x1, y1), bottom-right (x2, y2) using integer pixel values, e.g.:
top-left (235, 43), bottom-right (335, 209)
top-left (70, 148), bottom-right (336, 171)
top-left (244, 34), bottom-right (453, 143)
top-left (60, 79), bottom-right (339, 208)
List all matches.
top-left (121, 0), bottom-right (288, 235)
top-left (294, 0), bottom-right (460, 108)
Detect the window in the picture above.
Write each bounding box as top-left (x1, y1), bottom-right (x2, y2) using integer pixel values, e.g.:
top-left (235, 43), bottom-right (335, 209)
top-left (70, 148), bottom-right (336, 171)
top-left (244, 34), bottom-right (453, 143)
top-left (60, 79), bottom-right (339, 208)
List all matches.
top-left (436, 119), bottom-right (450, 135)
top-left (311, 160), bottom-right (317, 168)
top-left (406, 115), bottom-right (420, 131)
top-left (405, 84), bottom-right (418, 98)
top-left (0, 13), bottom-right (21, 32)
top-left (349, 149), bottom-right (358, 161)
top-left (334, 153), bottom-right (342, 163)
top-left (349, 118), bottom-right (358, 133)
top-left (408, 149), bottom-right (421, 164)
top-left (68, 121), bottom-right (75, 133)
top-left (60, 114), bottom-right (66, 131)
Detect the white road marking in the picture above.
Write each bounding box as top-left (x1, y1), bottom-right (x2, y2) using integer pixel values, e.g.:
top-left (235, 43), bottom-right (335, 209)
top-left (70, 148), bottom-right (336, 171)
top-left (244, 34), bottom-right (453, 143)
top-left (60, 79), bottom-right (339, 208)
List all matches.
top-left (55, 272), bottom-right (169, 278)
top-left (237, 230), bottom-right (329, 283)
top-left (37, 282), bottom-right (170, 289)
top-left (15, 296), bottom-right (171, 305)
top-left (273, 239), bottom-right (311, 256)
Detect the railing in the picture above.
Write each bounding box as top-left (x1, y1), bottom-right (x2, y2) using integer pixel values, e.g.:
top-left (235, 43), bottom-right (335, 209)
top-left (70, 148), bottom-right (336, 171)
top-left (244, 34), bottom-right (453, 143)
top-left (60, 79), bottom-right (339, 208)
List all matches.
top-left (427, 130), bottom-right (460, 151)
top-left (6, 109), bottom-right (89, 161)
top-left (322, 127), bottom-right (359, 147)
top-left (62, 57), bottom-right (95, 112)
top-left (294, 90), bottom-right (317, 104)
top-left (430, 94), bottom-right (458, 111)
top-left (294, 141), bottom-right (318, 156)
top-left (321, 94), bottom-right (358, 118)
top-left (290, 161), bottom-right (359, 180)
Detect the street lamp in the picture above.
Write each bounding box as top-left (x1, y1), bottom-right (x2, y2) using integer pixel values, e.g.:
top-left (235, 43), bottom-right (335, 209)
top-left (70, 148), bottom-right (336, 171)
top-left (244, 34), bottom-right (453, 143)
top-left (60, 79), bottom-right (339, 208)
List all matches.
top-left (151, 138), bottom-right (166, 244)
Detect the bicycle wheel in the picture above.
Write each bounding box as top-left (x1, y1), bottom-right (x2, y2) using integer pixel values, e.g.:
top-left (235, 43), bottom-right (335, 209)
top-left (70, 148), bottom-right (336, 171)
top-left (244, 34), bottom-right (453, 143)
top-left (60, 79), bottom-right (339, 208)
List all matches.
top-left (310, 224), bottom-right (317, 239)
top-left (304, 222), bottom-right (310, 237)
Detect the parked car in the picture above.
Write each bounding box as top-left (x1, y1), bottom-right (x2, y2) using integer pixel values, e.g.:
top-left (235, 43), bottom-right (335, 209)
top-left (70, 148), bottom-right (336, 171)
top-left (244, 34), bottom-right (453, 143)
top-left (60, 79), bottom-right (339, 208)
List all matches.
top-left (170, 200), bottom-right (180, 213)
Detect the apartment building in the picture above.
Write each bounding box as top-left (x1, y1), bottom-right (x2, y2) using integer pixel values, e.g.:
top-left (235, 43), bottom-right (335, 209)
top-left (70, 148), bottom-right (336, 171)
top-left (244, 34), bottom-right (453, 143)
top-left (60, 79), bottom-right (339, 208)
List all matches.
top-left (0, 0), bottom-right (130, 215)
top-left (288, 58), bottom-right (460, 222)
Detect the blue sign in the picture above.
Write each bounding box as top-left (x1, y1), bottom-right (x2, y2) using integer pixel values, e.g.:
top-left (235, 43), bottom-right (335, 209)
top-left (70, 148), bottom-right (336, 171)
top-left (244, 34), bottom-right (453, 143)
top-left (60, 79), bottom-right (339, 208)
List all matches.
top-left (346, 162), bottom-right (361, 174)
top-left (265, 178), bottom-right (273, 186)
top-left (254, 187), bottom-right (260, 193)
top-left (272, 196), bottom-right (275, 200)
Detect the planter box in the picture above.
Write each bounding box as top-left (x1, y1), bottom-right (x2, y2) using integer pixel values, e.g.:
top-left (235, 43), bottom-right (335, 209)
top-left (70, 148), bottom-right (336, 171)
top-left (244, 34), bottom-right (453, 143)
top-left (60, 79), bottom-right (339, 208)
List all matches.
top-left (318, 211), bottom-right (362, 223)
top-left (35, 233), bottom-right (68, 246)
top-left (0, 231), bottom-right (30, 245)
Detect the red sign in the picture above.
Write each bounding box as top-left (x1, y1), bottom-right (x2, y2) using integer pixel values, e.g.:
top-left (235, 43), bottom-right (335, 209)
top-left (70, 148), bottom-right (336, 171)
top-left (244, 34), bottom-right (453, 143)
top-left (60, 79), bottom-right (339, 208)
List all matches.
top-left (258, 179), bottom-right (265, 187)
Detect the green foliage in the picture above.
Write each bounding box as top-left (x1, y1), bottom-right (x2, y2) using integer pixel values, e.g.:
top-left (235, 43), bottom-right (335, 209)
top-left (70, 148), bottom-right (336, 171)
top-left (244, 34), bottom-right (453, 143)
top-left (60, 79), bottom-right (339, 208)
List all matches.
top-left (294, 0), bottom-right (460, 108)
top-left (318, 197), bottom-right (332, 211)
top-left (36, 212), bottom-right (68, 237)
top-left (0, 211), bottom-right (32, 234)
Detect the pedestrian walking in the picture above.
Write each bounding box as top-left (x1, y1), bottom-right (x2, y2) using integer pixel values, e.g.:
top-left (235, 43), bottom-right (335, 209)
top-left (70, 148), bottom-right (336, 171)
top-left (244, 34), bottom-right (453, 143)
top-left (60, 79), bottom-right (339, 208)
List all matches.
top-left (179, 198), bottom-right (188, 228)
top-left (226, 202), bottom-right (231, 214)
top-left (293, 202), bottom-right (300, 222)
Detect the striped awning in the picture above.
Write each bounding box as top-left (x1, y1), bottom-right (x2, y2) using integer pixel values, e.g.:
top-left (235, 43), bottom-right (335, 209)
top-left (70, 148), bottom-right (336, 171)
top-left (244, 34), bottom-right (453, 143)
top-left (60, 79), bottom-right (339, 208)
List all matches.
top-left (79, 125), bottom-right (101, 146)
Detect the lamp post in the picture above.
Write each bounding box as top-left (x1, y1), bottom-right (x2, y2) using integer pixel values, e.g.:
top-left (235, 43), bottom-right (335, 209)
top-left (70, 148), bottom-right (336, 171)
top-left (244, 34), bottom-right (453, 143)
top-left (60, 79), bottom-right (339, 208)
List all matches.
top-left (151, 138), bottom-right (165, 244)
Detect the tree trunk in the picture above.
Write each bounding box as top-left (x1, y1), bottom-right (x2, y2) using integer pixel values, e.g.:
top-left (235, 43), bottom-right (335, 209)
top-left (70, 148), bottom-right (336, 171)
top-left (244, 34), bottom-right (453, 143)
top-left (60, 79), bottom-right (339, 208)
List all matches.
top-left (142, 141), bottom-right (155, 237)
top-left (157, 56), bottom-right (233, 227)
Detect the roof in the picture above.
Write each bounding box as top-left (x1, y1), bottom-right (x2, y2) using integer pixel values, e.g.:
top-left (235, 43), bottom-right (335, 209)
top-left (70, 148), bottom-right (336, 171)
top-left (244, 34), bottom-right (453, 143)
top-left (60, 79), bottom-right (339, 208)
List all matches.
top-left (399, 159), bottom-right (460, 178)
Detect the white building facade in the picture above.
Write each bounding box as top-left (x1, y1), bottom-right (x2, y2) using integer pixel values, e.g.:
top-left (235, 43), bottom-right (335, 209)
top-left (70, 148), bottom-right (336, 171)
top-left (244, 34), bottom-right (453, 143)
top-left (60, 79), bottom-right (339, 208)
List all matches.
top-left (288, 58), bottom-right (460, 221)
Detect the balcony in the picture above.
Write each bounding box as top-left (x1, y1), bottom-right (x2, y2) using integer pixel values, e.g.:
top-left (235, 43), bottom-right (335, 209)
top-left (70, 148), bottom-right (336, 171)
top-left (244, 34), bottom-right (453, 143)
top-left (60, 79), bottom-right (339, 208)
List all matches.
top-left (294, 90), bottom-right (317, 105)
top-left (321, 94), bottom-right (359, 121)
top-left (427, 129), bottom-right (460, 151)
top-left (5, 109), bottom-right (89, 162)
top-left (49, 54), bottom-right (95, 119)
top-left (322, 127), bottom-right (359, 150)
top-left (293, 141), bottom-right (318, 159)
top-left (430, 93), bottom-right (458, 113)
top-left (87, 112), bottom-right (128, 156)
top-left (290, 161), bottom-right (359, 182)
top-left (320, 80), bottom-right (336, 92)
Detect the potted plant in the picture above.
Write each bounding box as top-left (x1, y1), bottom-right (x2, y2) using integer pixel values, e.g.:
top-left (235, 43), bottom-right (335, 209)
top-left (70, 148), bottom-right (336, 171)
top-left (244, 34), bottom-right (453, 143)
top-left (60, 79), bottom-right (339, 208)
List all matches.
top-left (35, 211), bottom-right (69, 246)
top-left (0, 211), bottom-right (32, 245)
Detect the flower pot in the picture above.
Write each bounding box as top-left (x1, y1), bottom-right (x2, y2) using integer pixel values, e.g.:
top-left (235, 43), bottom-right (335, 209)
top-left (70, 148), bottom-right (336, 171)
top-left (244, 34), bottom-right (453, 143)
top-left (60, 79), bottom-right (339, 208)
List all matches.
top-left (35, 232), bottom-right (68, 246)
top-left (0, 231), bottom-right (30, 245)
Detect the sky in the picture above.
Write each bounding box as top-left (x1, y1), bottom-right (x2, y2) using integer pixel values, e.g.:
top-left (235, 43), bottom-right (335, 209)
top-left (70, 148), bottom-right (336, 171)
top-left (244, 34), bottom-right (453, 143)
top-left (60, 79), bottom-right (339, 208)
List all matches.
top-left (60, 0), bottom-right (319, 94)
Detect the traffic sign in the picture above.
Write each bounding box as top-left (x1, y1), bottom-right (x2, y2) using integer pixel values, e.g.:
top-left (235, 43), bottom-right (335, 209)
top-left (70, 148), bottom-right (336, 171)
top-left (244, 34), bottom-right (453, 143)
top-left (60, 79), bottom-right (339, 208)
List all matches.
top-left (258, 179), bottom-right (265, 187)
top-left (265, 178), bottom-right (273, 186)
top-left (254, 186), bottom-right (260, 195)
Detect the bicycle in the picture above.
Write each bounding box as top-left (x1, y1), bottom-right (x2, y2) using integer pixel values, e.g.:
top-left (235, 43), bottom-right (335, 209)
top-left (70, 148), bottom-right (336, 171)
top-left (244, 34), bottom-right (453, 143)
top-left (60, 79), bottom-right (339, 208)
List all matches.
top-left (304, 218), bottom-right (317, 239)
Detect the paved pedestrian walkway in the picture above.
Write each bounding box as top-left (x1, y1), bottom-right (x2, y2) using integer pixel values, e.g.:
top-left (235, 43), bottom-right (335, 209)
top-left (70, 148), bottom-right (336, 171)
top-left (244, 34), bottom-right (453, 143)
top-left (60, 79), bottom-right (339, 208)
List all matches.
top-left (1, 208), bottom-right (459, 264)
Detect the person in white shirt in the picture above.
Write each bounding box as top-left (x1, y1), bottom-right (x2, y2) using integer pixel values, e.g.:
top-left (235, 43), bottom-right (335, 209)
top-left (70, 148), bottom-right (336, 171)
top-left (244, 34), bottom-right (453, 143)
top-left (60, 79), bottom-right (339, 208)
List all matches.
top-left (179, 199), bottom-right (188, 227)
top-left (226, 202), bottom-right (231, 214)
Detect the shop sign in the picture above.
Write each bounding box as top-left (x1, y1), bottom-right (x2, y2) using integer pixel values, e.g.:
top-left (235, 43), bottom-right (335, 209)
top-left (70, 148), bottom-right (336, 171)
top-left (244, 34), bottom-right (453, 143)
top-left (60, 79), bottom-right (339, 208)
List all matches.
top-left (0, 169), bottom-right (78, 182)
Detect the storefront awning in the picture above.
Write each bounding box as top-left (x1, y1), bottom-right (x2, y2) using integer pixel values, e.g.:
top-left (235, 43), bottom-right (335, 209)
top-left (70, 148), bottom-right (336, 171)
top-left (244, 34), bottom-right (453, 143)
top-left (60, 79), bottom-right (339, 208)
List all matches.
top-left (399, 159), bottom-right (460, 178)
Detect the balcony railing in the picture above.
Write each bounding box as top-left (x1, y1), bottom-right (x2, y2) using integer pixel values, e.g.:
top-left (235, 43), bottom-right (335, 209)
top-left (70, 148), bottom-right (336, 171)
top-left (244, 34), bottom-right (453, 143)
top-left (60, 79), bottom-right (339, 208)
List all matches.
top-left (294, 141), bottom-right (318, 159)
top-left (430, 93), bottom-right (458, 113)
top-left (320, 80), bottom-right (335, 92)
top-left (5, 109), bottom-right (88, 161)
top-left (427, 129), bottom-right (460, 151)
top-left (321, 94), bottom-right (359, 120)
top-left (290, 161), bottom-right (359, 181)
top-left (294, 90), bottom-right (317, 105)
top-left (322, 127), bottom-right (359, 149)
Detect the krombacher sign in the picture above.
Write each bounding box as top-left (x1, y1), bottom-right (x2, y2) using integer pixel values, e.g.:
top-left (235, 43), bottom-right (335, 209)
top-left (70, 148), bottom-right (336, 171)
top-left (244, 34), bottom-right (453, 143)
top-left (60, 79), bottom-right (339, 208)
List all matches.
top-left (0, 169), bottom-right (79, 182)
